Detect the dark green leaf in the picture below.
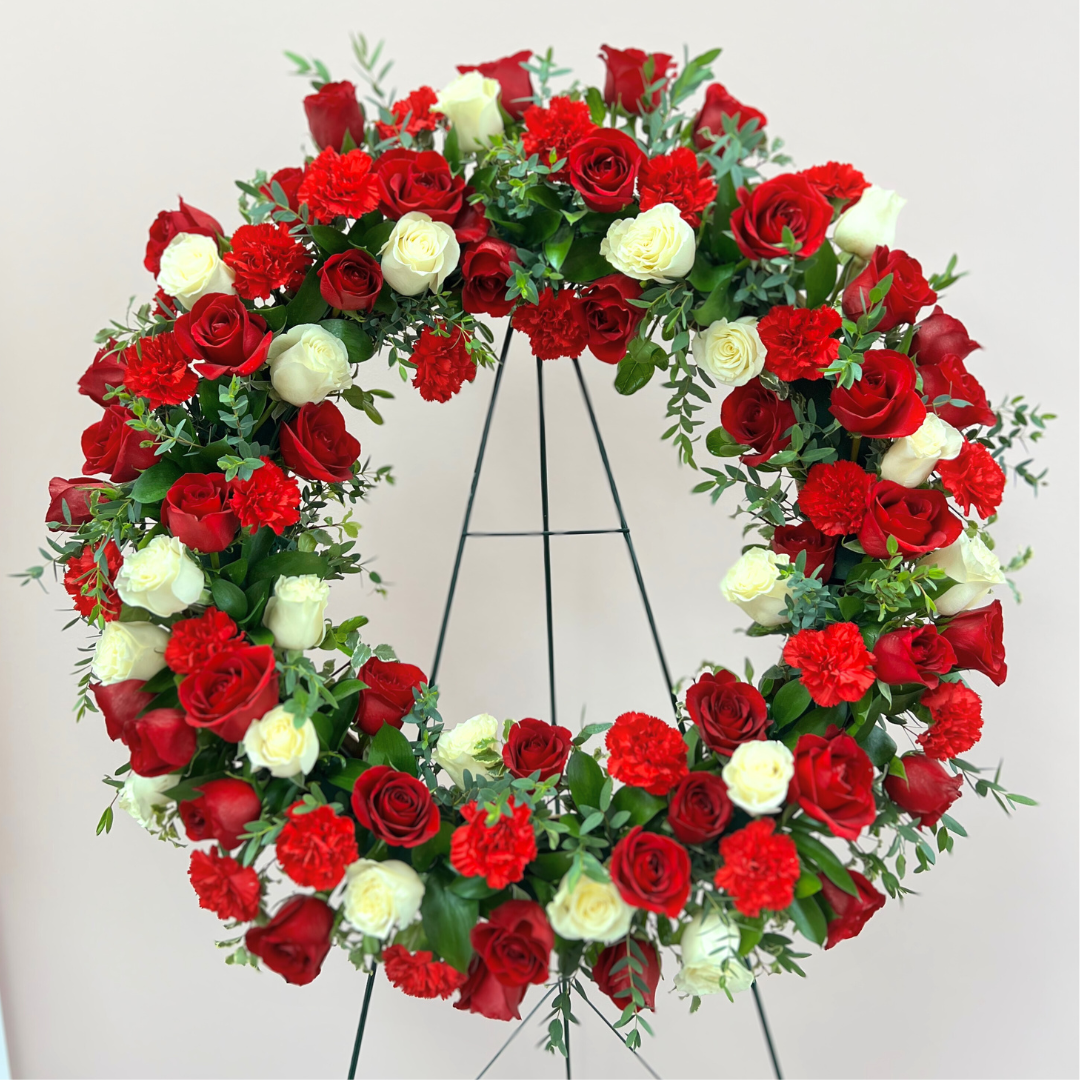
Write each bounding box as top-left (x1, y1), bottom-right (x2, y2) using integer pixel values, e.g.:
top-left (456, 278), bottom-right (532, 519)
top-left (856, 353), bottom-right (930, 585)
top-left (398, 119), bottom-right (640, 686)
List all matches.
top-left (803, 239), bottom-right (838, 308)
top-left (565, 751), bottom-right (604, 812)
top-left (692, 268), bottom-right (740, 327)
top-left (220, 556), bottom-right (248, 586)
top-left (197, 378), bottom-right (223, 425)
top-left (247, 551), bottom-right (329, 583)
top-left (411, 821), bottom-right (453, 872)
top-left (771, 679), bottom-right (812, 725)
top-left (240, 578), bottom-right (271, 627)
top-left (309, 225), bottom-right (352, 255)
top-left (707, 173), bottom-right (742, 261)
top-left (610, 785), bottom-right (667, 827)
top-left (420, 875), bottom-right (477, 971)
top-left (262, 306), bottom-right (288, 331)
top-left (858, 723), bottom-right (897, 769)
top-left (560, 235), bottom-right (614, 283)
top-left (284, 269), bottom-right (329, 327)
top-left (791, 828), bottom-right (859, 896)
top-left (530, 852), bottom-right (573, 881)
top-left (448, 876), bottom-right (502, 899)
top-left (326, 759), bottom-right (369, 793)
top-left (705, 425), bottom-right (749, 458)
top-left (210, 577), bottom-right (248, 619)
top-left (357, 219), bottom-right (395, 257)
top-left (320, 319), bottom-right (374, 362)
top-left (368, 723), bottom-right (417, 776)
top-left (613, 354), bottom-right (654, 396)
top-left (130, 460), bottom-right (182, 504)
top-left (787, 895), bottom-right (828, 945)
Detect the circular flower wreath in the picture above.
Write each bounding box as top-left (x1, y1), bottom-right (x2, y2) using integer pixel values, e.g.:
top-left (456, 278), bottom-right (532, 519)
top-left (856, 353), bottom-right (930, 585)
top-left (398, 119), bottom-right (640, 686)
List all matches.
top-left (38, 38), bottom-right (1048, 1041)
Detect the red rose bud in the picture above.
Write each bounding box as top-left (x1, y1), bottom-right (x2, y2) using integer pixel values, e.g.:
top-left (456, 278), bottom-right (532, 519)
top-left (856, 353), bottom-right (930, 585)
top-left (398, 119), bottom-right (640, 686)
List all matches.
top-left (771, 521), bottom-right (838, 582)
top-left (376, 148), bottom-right (466, 222)
top-left (260, 166), bottom-right (304, 211)
top-left (350, 765), bottom-right (441, 848)
top-left (820, 870), bottom-right (886, 949)
top-left (81, 405), bottom-right (159, 484)
top-left (883, 753), bottom-right (962, 828)
top-left (46, 476), bottom-right (107, 530)
top-left (144, 198), bottom-right (222, 276)
top-left (730, 174), bottom-right (832, 261)
top-left (354, 657), bottom-right (428, 735)
top-left (90, 679), bottom-right (155, 742)
top-left (911, 305), bottom-right (981, 366)
top-left (162, 473), bottom-right (240, 553)
top-left (318, 249), bottom-right (383, 312)
top-left (592, 939), bottom-right (661, 1011)
top-left (940, 600), bottom-right (1007, 686)
top-left (122, 708), bottom-right (197, 777)
top-left (303, 80), bottom-right (365, 151)
top-left (245, 895), bottom-right (334, 986)
top-left (693, 82), bottom-right (767, 148)
top-left (842, 246), bottom-right (938, 332)
top-left (78, 343), bottom-right (126, 406)
top-left (470, 900), bottom-right (553, 988)
top-left (179, 778), bottom-right (262, 850)
top-left (280, 401), bottom-right (360, 483)
top-left (178, 645), bottom-right (279, 743)
top-left (567, 129), bottom-right (646, 213)
top-left (501, 717), bottom-right (573, 781)
top-left (685, 670), bottom-right (769, 756)
top-left (460, 237), bottom-right (518, 318)
top-left (454, 955), bottom-right (527, 1021)
top-left (828, 349), bottom-right (926, 439)
top-left (789, 728), bottom-right (877, 841)
top-left (578, 274), bottom-right (645, 364)
top-left (720, 378), bottom-right (796, 466)
top-left (173, 294), bottom-right (272, 380)
top-left (859, 481), bottom-right (963, 559)
top-left (610, 826), bottom-right (692, 917)
top-left (457, 50), bottom-right (535, 120)
top-left (920, 354), bottom-right (997, 429)
top-left (599, 45), bottom-right (674, 115)
top-left (873, 625), bottom-right (956, 689)
top-left (667, 772), bottom-right (733, 845)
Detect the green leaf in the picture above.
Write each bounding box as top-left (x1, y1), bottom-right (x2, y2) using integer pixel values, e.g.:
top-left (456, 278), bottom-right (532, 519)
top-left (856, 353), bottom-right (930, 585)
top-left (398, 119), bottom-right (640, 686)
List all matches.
top-left (309, 225), bottom-right (352, 255)
top-left (357, 219), bottom-right (395, 257)
top-left (262, 306), bottom-right (288, 331)
top-left (411, 821), bottom-right (453, 872)
top-left (788, 895), bottom-right (828, 945)
top-left (610, 785), bottom-right (667, 827)
top-left (803, 239), bottom-right (838, 307)
top-left (705, 425), bottom-right (749, 458)
top-left (691, 266), bottom-right (740, 327)
top-left (707, 173), bottom-right (742, 262)
top-left (368, 723), bottom-right (417, 776)
top-left (614, 353), bottom-right (654, 396)
top-left (794, 871), bottom-right (823, 898)
top-left (560, 235), bottom-right (614, 283)
top-left (130, 460), bottom-right (182, 504)
top-left (584, 86), bottom-right (606, 125)
top-left (544, 228), bottom-right (573, 271)
top-left (565, 751), bottom-right (604, 812)
top-left (326, 758), bottom-right (369, 793)
top-left (858, 723), bottom-right (897, 769)
top-left (420, 875), bottom-right (478, 972)
top-left (448, 876), bottom-right (501, 899)
top-left (197, 378), bottom-right (224, 425)
top-left (320, 319), bottom-right (374, 362)
top-left (210, 577), bottom-right (248, 619)
top-left (284, 269), bottom-right (329, 327)
top-left (247, 551), bottom-right (329, 583)
top-left (530, 851), bottom-right (573, 881)
top-left (241, 579), bottom-right (271, 627)
top-left (791, 828), bottom-right (859, 897)
top-left (771, 679), bottom-right (812, 725)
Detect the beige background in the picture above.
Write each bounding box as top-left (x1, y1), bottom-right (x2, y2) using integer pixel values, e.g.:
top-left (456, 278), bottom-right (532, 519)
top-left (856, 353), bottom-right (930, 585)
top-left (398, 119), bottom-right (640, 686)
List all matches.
top-left (0, 1), bottom-right (1076, 1077)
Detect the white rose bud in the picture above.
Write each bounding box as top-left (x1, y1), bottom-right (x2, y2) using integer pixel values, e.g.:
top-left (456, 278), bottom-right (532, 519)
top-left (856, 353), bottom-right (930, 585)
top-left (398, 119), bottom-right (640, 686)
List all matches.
top-left (693, 317), bottom-right (766, 387)
top-left (920, 533), bottom-right (1006, 617)
top-left (879, 413), bottom-right (963, 488)
top-left (92, 620), bottom-right (170, 685)
top-left (433, 712), bottom-right (501, 788)
top-left (721, 740), bottom-right (795, 815)
top-left (115, 535), bottom-right (205, 618)
top-left (833, 185), bottom-right (907, 261)
top-left (674, 911), bottom-right (753, 996)
top-left (720, 548), bottom-right (792, 627)
top-left (546, 872), bottom-right (633, 944)
top-left (380, 212), bottom-right (460, 297)
top-left (118, 771), bottom-right (178, 829)
top-left (262, 574), bottom-right (330, 651)
top-left (156, 233), bottom-right (235, 310)
top-left (342, 859), bottom-right (425, 939)
top-left (434, 71), bottom-right (504, 152)
top-left (242, 704), bottom-right (319, 778)
top-left (600, 202), bottom-right (696, 283)
top-left (268, 324), bottom-right (352, 406)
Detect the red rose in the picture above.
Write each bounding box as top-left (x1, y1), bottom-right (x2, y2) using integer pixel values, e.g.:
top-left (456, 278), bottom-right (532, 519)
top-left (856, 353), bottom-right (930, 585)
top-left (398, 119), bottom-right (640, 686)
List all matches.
top-left (797, 162), bottom-right (869, 209)
top-left (512, 288), bottom-right (589, 361)
top-left (783, 623), bottom-right (877, 708)
top-left (382, 945), bottom-right (467, 999)
top-left (771, 521), bottom-right (838, 582)
top-left (911, 305), bottom-right (981, 366)
top-left (758, 305), bottom-right (842, 382)
top-left (789, 727), bottom-right (877, 840)
top-left (884, 754), bottom-right (963, 828)
top-left (451, 189), bottom-right (490, 244)
top-left (522, 96), bottom-right (596, 178)
top-left (860, 480), bottom-right (963, 559)
top-left (354, 657), bottom-right (428, 735)
top-left (720, 378), bottom-right (796, 466)
top-left (304, 80), bottom-right (366, 151)
top-left (842, 246), bottom-right (938, 332)
top-left (940, 600), bottom-right (1007, 686)
top-left (638, 147), bottom-right (717, 226)
top-left (275, 802), bottom-right (359, 890)
top-left (873, 625), bottom-right (956, 689)
top-left (350, 765), bottom-right (441, 848)
top-left (63, 541), bottom-right (122, 620)
top-left (685, 670), bottom-right (769, 756)
top-left (605, 712), bottom-right (688, 796)
top-left (123, 708), bottom-right (197, 777)
top-left (592, 939), bottom-right (661, 1012)
top-left (81, 405), bottom-right (158, 483)
top-left (730, 174), bottom-right (832, 260)
top-left (410, 325), bottom-right (478, 403)
top-left (46, 476), bottom-right (107, 530)
top-left (228, 458), bottom-right (301, 535)
top-left (260, 166), bottom-right (304, 211)
top-left (458, 50), bottom-right (535, 120)
top-left (599, 45), bottom-right (674, 115)
top-left (173, 294), bottom-right (272, 380)
top-left (162, 473), bottom-right (240, 553)
top-left (715, 819), bottom-right (800, 918)
top-left (937, 440), bottom-right (1005, 519)
top-left (78, 342), bottom-right (126, 406)
top-left (376, 148), bottom-right (466, 223)
top-left (165, 608), bottom-right (244, 675)
top-left (578, 274), bottom-right (645, 364)
top-left (245, 896), bottom-right (334, 986)
top-left (917, 682), bottom-right (983, 759)
top-left (502, 718), bottom-right (573, 781)
top-left (375, 87), bottom-right (440, 141)
top-left (920, 354), bottom-right (997, 429)
top-left (820, 870), bottom-right (885, 949)
top-left (144, 198), bottom-right (222, 276)
top-left (828, 349), bottom-right (926, 439)
top-left (297, 148), bottom-right (381, 224)
top-left (178, 645), bottom-right (279, 743)
top-left (798, 460), bottom-right (874, 536)
top-left (122, 332), bottom-right (198, 409)
top-left (693, 83), bottom-right (767, 148)
top-left (280, 401), bottom-right (361, 483)
top-left (567, 129), bottom-right (646, 213)
top-left (667, 772), bottom-right (733, 844)
top-left (471, 900), bottom-right (553, 987)
top-left (461, 238), bottom-right (518, 317)
top-left (454, 956), bottom-right (526, 1021)
top-left (318, 249), bottom-right (383, 312)
top-left (609, 826), bottom-right (691, 917)
top-left (179, 778), bottom-right (262, 850)
top-left (188, 848), bottom-right (261, 922)
top-left (450, 798), bottom-right (537, 891)
top-left (90, 679), bottom-right (155, 742)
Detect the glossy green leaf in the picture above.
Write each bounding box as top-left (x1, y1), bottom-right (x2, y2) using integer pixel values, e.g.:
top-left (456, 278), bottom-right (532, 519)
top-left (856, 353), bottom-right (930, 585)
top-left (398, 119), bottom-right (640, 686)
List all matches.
top-left (791, 828), bottom-right (859, 896)
top-left (610, 785), bottom-right (667, 827)
top-left (565, 751), bottom-right (604, 811)
top-left (771, 679), bottom-right (812, 725)
top-left (284, 269), bottom-right (329, 327)
top-left (210, 577), bottom-right (248, 619)
top-left (420, 875), bottom-right (478, 972)
top-left (130, 460), bottom-right (182, 504)
top-left (309, 225), bottom-right (352, 255)
top-left (368, 722), bottom-right (417, 776)
top-left (802, 239), bottom-right (838, 308)
top-left (560, 235), bottom-right (614, 283)
top-left (705, 425), bottom-right (749, 458)
top-left (247, 551), bottom-right (329, 583)
top-left (614, 354), bottom-right (654, 396)
top-left (326, 758), bottom-right (369, 793)
top-left (320, 319), bottom-right (374, 363)
top-left (411, 821), bottom-right (453, 873)
top-left (788, 895), bottom-right (828, 945)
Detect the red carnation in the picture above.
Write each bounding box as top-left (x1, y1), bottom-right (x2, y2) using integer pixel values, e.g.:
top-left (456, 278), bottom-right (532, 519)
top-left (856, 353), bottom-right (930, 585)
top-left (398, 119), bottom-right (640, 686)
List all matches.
top-left (280, 401), bottom-right (361, 483)
top-left (303, 80), bottom-right (365, 152)
top-left (592, 939), bottom-right (661, 1012)
top-left (843, 246), bottom-right (937, 333)
top-left (783, 622), bottom-right (876, 708)
top-left (820, 870), bottom-right (885, 949)
top-left (354, 656), bottom-right (428, 735)
top-left (797, 460), bottom-right (874, 536)
top-left (297, 148), bottom-right (381, 224)
top-left (937, 440), bottom-right (1005, 519)
top-left (81, 405), bottom-right (159, 484)
top-left (789, 727), bottom-right (877, 840)
top-left (638, 147), bottom-right (718, 227)
top-left (410, 325), bottom-right (477, 403)
top-left (188, 848), bottom-right (260, 922)
top-left (605, 711), bottom-right (689, 796)
top-left (513, 288), bottom-right (589, 361)
top-left (522, 96), bottom-right (596, 177)
top-left (829, 349), bottom-right (927, 439)
top-left (144, 198), bottom-right (222, 276)
top-left (911, 306), bottom-right (981, 367)
top-left (771, 521), bottom-right (838, 582)
top-left (450, 798), bottom-right (537, 890)
top-left (351, 765), bottom-right (441, 849)
top-left (382, 945), bottom-right (467, 999)
top-left (245, 895), bottom-right (334, 986)
top-left (375, 86), bottom-right (440, 141)
top-left (375, 148), bottom-right (466, 223)
top-left (63, 541), bottom-right (122, 620)
top-left (917, 682), bottom-right (984, 759)
top-left (883, 753), bottom-right (962, 828)
top-left (165, 608), bottom-right (243, 675)
top-left (227, 458), bottom-right (301, 535)
top-left (260, 167), bottom-right (304, 212)
top-left (223, 222), bottom-right (311, 300)
top-left (940, 600), bottom-right (1007, 686)
top-left (920, 353), bottom-right (997, 429)
top-left (797, 162), bottom-right (869, 208)
top-left (179, 778), bottom-right (262, 850)
top-left (121, 332), bottom-right (197, 409)
top-left (578, 274), bottom-right (645, 364)
top-left (859, 481), bottom-right (963, 559)
top-left (758, 305), bottom-right (842, 382)
top-left (693, 83), bottom-right (767, 148)
top-left (730, 174), bottom-right (832, 261)
top-left (873, 625), bottom-right (956, 689)
top-left (457, 50), bottom-right (535, 120)
top-left (714, 818), bottom-right (800, 918)
top-left (275, 802), bottom-right (359, 891)
top-left (78, 341), bottom-right (126, 406)
top-left (719, 378), bottom-right (796, 467)
top-left (685, 670), bottom-right (769, 757)
top-left (609, 826), bottom-right (691, 917)
top-left (599, 45), bottom-right (674, 115)
top-left (502, 718), bottom-right (573, 781)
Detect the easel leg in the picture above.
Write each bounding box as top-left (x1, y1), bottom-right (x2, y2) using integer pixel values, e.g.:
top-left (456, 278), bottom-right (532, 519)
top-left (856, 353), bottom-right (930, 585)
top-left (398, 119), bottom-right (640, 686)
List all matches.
top-left (346, 965), bottom-right (377, 1080)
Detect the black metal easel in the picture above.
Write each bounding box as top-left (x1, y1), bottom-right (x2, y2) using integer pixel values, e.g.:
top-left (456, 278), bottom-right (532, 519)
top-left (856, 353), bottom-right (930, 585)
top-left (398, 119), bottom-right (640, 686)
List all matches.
top-left (346, 325), bottom-right (784, 1080)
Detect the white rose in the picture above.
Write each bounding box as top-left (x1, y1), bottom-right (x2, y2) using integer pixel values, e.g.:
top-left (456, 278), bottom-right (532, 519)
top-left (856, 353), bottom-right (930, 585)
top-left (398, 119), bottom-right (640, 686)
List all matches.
top-left (600, 202), bottom-right (695, 283)
top-left (546, 872), bottom-right (633, 944)
top-left (91, 620), bottom-right (170, 685)
top-left (721, 740), bottom-right (795, 815)
top-left (879, 413), bottom-right (963, 488)
top-left (720, 548), bottom-right (792, 627)
top-left (921, 533), bottom-right (1006, 617)
top-left (342, 859), bottom-right (424, 939)
top-left (433, 713), bottom-right (501, 788)
top-left (693, 317), bottom-right (766, 387)
top-left (115, 535), bottom-right (205, 617)
top-left (267, 324), bottom-right (352, 406)
top-left (156, 233), bottom-right (235, 310)
top-left (242, 704), bottom-right (319, 778)
top-left (434, 71), bottom-right (504, 152)
top-left (380, 212), bottom-right (460, 296)
top-left (674, 911), bottom-right (753, 996)
top-left (262, 574), bottom-right (330, 651)
top-left (833, 185), bottom-right (907, 261)
top-left (118, 771), bottom-right (178, 829)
